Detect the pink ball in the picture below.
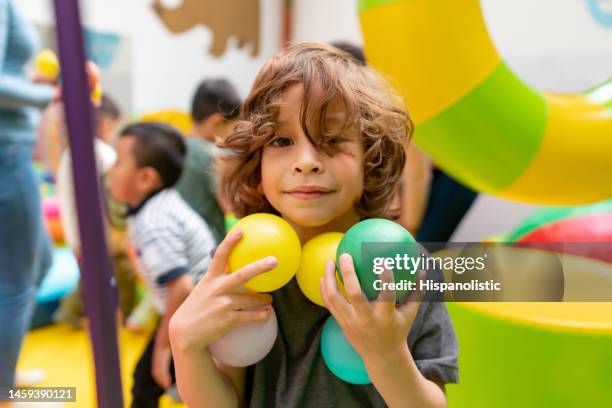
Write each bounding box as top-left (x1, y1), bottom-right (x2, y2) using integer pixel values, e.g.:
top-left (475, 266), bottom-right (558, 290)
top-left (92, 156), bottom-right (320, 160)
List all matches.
top-left (208, 306), bottom-right (278, 367)
top-left (42, 196), bottom-right (60, 219)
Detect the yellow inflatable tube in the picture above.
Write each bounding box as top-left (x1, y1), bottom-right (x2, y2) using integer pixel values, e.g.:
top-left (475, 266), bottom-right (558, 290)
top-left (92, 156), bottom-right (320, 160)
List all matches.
top-left (360, 0), bottom-right (612, 204)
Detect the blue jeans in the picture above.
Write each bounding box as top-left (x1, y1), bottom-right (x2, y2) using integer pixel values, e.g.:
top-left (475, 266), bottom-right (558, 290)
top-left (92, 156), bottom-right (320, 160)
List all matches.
top-left (0, 141), bottom-right (52, 400)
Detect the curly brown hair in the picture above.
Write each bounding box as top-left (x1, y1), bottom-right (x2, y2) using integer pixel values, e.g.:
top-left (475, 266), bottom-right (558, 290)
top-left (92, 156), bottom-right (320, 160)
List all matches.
top-left (219, 42), bottom-right (413, 220)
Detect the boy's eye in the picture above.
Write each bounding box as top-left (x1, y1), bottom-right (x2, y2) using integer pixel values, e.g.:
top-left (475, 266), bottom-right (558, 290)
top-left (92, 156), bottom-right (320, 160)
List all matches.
top-left (324, 136), bottom-right (347, 146)
top-left (270, 136), bottom-right (293, 147)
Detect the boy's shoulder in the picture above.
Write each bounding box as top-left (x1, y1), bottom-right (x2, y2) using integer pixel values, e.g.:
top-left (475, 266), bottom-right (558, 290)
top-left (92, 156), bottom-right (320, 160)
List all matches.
top-left (129, 189), bottom-right (189, 227)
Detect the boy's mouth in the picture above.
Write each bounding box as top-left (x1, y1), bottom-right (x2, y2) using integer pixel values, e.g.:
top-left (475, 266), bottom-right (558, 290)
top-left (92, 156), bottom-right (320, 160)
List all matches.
top-left (286, 185), bottom-right (335, 200)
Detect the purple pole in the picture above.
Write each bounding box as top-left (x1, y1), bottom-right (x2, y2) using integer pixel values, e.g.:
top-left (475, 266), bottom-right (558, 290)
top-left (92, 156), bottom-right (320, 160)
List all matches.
top-left (52, 1), bottom-right (124, 407)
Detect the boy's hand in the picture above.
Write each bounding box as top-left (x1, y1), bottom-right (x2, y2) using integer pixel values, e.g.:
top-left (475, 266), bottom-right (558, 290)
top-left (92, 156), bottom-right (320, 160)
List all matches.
top-left (320, 254), bottom-right (426, 366)
top-left (169, 229), bottom-right (276, 352)
top-left (152, 344), bottom-right (172, 389)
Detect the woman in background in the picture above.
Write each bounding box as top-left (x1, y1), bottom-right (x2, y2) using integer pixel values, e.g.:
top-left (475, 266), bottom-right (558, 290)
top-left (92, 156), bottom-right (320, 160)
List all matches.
top-left (0, 0), bottom-right (56, 403)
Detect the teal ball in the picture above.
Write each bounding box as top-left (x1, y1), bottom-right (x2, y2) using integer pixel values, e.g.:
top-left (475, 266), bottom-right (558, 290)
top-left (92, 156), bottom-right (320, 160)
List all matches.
top-left (320, 316), bottom-right (371, 384)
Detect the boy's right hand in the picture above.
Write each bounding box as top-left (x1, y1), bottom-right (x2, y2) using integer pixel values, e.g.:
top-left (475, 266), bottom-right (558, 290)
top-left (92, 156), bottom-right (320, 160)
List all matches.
top-left (169, 229), bottom-right (276, 352)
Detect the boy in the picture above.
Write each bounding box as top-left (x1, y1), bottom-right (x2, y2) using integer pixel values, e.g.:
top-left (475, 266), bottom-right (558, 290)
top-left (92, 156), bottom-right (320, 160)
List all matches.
top-left (175, 78), bottom-right (241, 243)
top-left (170, 43), bottom-right (458, 407)
top-left (108, 122), bottom-right (216, 407)
top-left (54, 94), bottom-right (137, 327)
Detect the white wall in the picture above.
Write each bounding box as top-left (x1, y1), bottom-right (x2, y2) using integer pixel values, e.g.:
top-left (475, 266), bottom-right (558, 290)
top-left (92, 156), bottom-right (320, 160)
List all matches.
top-left (16, 0), bottom-right (282, 113)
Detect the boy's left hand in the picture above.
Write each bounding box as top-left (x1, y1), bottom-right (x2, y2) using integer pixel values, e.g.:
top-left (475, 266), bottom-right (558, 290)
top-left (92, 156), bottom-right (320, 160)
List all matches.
top-left (321, 254), bottom-right (425, 366)
top-left (152, 344), bottom-right (173, 389)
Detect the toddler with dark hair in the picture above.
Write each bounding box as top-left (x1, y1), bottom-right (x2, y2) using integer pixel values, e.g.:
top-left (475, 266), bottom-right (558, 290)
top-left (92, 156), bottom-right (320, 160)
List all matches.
top-left (108, 122), bottom-right (216, 407)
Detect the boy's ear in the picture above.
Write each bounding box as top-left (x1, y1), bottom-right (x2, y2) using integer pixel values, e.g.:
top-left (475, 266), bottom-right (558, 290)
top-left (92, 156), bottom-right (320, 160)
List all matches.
top-left (139, 166), bottom-right (163, 190)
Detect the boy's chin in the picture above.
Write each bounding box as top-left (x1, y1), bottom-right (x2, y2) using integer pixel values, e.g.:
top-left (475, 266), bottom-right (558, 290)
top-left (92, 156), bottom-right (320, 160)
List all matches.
top-left (282, 209), bottom-right (338, 229)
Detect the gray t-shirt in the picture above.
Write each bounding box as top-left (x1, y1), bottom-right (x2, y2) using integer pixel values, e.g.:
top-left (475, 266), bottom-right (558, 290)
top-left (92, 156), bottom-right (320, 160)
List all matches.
top-left (245, 271), bottom-right (459, 407)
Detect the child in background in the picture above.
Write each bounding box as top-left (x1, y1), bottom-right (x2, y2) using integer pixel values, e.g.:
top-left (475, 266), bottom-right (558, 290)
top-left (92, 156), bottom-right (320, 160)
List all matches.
top-left (169, 43), bottom-right (458, 407)
top-left (108, 122), bottom-right (216, 407)
top-left (175, 78), bottom-right (242, 243)
top-left (54, 94), bottom-right (137, 328)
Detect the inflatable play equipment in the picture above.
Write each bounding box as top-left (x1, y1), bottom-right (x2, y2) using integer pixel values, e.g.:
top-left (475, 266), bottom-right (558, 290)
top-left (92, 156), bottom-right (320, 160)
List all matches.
top-left (505, 199), bottom-right (612, 262)
top-left (360, 0), bottom-right (612, 205)
top-left (140, 109), bottom-right (192, 135)
top-left (31, 248), bottom-right (80, 328)
top-left (434, 245), bottom-right (612, 407)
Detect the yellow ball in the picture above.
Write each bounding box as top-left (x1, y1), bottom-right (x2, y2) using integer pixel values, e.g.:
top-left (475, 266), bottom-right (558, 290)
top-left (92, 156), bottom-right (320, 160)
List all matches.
top-left (35, 49), bottom-right (60, 79)
top-left (296, 232), bottom-right (346, 307)
top-left (227, 213), bottom-right (301, 292)
top-left (91, 83), bottom-right (103, 106)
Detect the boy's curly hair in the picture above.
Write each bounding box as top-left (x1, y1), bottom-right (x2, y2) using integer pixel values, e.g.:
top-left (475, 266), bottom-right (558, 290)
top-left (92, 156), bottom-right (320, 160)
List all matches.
top-left (219, 42), bottom-right (413, 220)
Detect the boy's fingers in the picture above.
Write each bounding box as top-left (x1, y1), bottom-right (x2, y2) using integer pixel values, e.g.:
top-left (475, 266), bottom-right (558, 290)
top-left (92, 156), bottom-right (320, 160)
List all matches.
top-left (208, 229), bottom-right (243, 276)
top-left (398, 270), bottom-right (427, 317)
top-left (232, 306), bottom-right (272, 325)
top-left (376, 268), bottom-right (397, 303)
top-left (321, 260), bottom-right (350, 319)
top-left (225, 293), bottom-right (273, 310)
top-left (222, 256), bottom-right (278, 290)
top-left (338, 253), bottom-right (368, 309)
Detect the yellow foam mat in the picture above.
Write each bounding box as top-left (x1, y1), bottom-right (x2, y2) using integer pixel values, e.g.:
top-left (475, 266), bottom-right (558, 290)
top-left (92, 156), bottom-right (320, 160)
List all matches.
top-left (17, 324), bottom-right (184, 407)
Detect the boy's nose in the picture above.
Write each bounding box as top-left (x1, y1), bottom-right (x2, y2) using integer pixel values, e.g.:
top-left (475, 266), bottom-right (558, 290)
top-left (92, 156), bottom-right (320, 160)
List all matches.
top-left (292, 142), bottom-right (324, 174)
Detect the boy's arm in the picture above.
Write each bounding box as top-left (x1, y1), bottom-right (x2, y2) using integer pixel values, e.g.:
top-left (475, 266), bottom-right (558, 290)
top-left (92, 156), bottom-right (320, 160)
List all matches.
top-left (169, 335), bottom-right (246, 408)
top-left (152, 273), bottom-right (194, 389)
top-left (156, 273), bottom-right (248, 403)
top-left (365, 343), bottom-right (447, 408)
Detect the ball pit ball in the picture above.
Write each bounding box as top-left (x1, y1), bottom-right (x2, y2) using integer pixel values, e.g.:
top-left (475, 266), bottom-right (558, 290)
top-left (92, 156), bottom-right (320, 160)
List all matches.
top-left (35, 49), bottom-right (60, 79)
top-left (208, 306), bottom-right (278, 367)
top-left (336, 218), bottom-right (419, 301)
top-left (227, 213), bottom-right (301, 292)
top-left (320, 315), bottom-right (370, 384)
top-left (296, 232), bottom-right (346, 307)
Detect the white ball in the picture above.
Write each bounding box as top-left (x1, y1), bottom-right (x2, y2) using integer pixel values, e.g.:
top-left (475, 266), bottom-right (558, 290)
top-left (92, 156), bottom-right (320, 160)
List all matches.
top-left (208, 306), bottom-right (278, 367)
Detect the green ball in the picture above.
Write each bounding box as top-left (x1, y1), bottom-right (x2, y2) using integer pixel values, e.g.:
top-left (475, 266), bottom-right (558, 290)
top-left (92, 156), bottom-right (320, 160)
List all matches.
top-left (336, 218), bottom-right (419, 301)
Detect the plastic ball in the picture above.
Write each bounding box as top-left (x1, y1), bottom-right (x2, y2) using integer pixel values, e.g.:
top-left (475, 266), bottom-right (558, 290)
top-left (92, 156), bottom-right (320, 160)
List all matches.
top-left (224, 213), bottom-right (239, 231)
top-left (227, 213), bottom-right (301, 292)
top-left (35, 49), bottom-right (60, 79)
top-left (208, 306), bottom-right (278, 367)
top-left (320, 315), bottom-right (370, 384)
top-left (91, 82), bottom-right (103, 106)
top-left (296, 232), bottom-right (346, 306)
top-left (336, 218), bottom-right (418, 301)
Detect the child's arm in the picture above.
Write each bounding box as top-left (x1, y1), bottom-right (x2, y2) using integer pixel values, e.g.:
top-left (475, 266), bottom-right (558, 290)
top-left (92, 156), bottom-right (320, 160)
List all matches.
top-left (396, 144), bottom-right (432, 235)
top-left (322, 256), bottom-right (448, 408)
top-left (151, 273), bottom-right (193, 389)
top-left (169, 230), bottom-right (276, 407)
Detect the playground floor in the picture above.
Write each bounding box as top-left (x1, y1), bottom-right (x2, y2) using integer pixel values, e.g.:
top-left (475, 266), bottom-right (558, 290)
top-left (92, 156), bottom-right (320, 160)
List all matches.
top-left (18, 323), bottom-right (184, 408)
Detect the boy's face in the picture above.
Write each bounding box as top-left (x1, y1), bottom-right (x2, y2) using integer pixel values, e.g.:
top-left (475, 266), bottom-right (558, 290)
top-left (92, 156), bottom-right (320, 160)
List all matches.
top-left (97, 116), bottom-right (122, 145)
top-left (261, 84), bottom-right (364, 230)
top-left (192, 114), bottom-right (235, 143)
top-left (108, 136), bottom-right (154, 206)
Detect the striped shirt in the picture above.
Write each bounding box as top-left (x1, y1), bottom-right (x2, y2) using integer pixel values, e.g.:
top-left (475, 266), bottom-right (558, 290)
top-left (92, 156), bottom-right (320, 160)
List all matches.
top-left (128, 188), bottom-right (215, 314)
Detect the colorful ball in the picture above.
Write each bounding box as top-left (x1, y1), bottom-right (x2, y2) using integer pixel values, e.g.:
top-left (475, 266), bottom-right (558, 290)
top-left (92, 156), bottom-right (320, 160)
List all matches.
top-left (336, 219), bottom-right (419, 301)
top-left (208, 306), bottom-right (278, 367)
top-left (296, 232), bottom-right (345, 306)
top-left (320, 315), bottom-right (370, 384)
top-left (507, 199), bottom-right (612, 263)
top-left (35, 49), bottom-right (60, 79)
top-left (227, 213), bottom-right (301, 292)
